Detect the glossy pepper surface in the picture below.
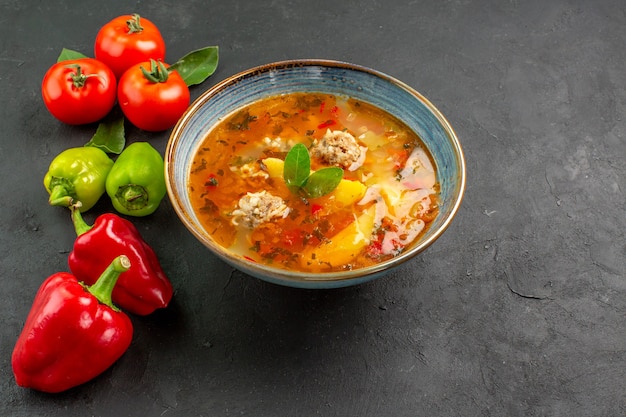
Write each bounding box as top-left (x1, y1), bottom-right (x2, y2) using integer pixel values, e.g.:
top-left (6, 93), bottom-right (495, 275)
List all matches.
top-left (12, 256), bottom-right (133, 393)
top-left (44, 146), bottom-right (114, 212)
top-left (68, 203), bottom-right (173, 315)
top-left (105, 141), bottom-right (166, 217)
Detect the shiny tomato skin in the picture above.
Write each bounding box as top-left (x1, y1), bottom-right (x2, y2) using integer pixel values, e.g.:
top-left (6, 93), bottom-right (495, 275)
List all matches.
top-left (94, 14), bottom-right (166, 79)
top-left (117, 62), bottom-right (190, 132)
top-left (41, 58), bottom-right (117, 125)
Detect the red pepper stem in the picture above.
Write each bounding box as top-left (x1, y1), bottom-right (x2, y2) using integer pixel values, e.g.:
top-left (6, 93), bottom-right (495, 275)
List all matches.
top-left (70, 202), bottom-right (93, 236)
top-left (86, 255), bottom-right (131, 311)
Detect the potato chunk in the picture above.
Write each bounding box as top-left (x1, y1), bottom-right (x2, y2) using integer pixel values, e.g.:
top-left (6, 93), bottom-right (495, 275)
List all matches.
top-left (333, 179), bottom-right (367, 207)
top-left (262, 157), bottom-right (285, 179)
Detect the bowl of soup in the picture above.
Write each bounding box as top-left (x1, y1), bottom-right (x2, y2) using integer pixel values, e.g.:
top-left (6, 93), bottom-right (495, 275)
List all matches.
top-left (165, 59), bottom-right (465, 288)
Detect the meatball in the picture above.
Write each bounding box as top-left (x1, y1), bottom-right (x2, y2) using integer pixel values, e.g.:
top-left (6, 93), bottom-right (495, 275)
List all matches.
top-left (230, 191), bottom-right (290, 228)
top-left (311, 129), bottom-right (367, 171)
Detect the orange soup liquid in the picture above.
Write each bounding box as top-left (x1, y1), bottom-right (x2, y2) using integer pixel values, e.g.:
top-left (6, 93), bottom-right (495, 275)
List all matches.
top-left (188, 93), bottom-right (439, 273)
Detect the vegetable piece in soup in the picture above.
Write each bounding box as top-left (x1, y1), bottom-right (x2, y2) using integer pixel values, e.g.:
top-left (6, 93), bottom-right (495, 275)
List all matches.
top-left (188, 92), bottom-right (439, 273)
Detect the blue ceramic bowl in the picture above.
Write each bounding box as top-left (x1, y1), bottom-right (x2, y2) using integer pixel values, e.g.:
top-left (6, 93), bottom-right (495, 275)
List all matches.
top-left (165, 60), bottom-right (466, 289)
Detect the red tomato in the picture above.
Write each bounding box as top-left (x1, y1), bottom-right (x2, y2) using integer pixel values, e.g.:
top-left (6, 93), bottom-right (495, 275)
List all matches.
top-left (94, 14), bottom-right (166, 79)
top-left (310, 204), bottom-right (323, 216)
top-left (117, 60), bottom-right (190, 132)
top-left (41, 58), bottom-right (116, 125)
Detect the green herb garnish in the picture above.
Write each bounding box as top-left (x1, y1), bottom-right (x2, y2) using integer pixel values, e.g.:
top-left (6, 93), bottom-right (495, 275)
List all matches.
top-left (284, 144), bottom-right (311, 189)
top-left (283, 143), bottom-right (343, 199)
top-left (228, 110), bottom-right (257, 131)
top-left (303, 168), bottom-right (344, 198)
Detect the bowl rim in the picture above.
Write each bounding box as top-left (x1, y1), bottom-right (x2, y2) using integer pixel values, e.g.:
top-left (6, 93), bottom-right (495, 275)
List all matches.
top-left (165, 59), bottom-right (466, 287)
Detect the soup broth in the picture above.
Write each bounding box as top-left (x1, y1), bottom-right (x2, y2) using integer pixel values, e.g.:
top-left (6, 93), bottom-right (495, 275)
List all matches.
top-left (188, 92), bottom-right (439, 273)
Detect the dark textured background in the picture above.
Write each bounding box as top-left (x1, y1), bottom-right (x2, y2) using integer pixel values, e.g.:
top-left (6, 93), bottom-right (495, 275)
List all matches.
top-left (1, 0), bottom-right (625, 416)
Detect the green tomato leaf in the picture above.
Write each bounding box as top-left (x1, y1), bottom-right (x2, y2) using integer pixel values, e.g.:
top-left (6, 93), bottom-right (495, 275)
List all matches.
top-left (57, 48), bottom-right (89, 63)
top-left (302, 167), bottom-right (344, 199)
top-left (170, 46), bottom-right (219, 86)
top-left (85, 116), bottom-right (126, 154)
top-left (284, 143), bottom-right (311, 188)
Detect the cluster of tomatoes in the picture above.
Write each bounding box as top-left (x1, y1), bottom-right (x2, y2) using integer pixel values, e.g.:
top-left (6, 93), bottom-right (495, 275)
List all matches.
top-left (41, 14), bottom-right (190, 132)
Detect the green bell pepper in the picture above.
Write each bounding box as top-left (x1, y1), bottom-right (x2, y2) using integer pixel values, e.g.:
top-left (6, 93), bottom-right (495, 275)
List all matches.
top-left (43, 147), bottom-right (114, 212)
top-left (105, 142), bottom-right (166, 217)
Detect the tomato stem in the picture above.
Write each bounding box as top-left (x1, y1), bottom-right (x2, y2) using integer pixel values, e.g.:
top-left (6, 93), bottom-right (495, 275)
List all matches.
top-left (140, 59), bottom-right (169, 83)
top-left (126, 13), bottom-right (144, 34)
top-left (65, 64), bottom-right (100, 88)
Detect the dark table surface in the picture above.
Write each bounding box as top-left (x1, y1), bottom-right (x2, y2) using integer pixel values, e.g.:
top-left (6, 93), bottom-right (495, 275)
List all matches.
top-left (2, 0), bottom-right (625, 416)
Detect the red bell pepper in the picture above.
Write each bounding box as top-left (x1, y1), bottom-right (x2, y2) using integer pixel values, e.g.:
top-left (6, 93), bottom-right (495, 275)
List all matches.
top-left (68, 203), bottom-right (173, 316)
top-left (12, 256), bottom-right (133, 393)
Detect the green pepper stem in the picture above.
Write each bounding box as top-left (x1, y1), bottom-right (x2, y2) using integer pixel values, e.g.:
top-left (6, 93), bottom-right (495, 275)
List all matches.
top-left (70, 202), bottom-right (93, 236)
top-left (48, 184), bottom-right (74, 209)
top-left (86, 255), bottom-right (131, 311)
top-left (114, 183), bottom-right (150, 211)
